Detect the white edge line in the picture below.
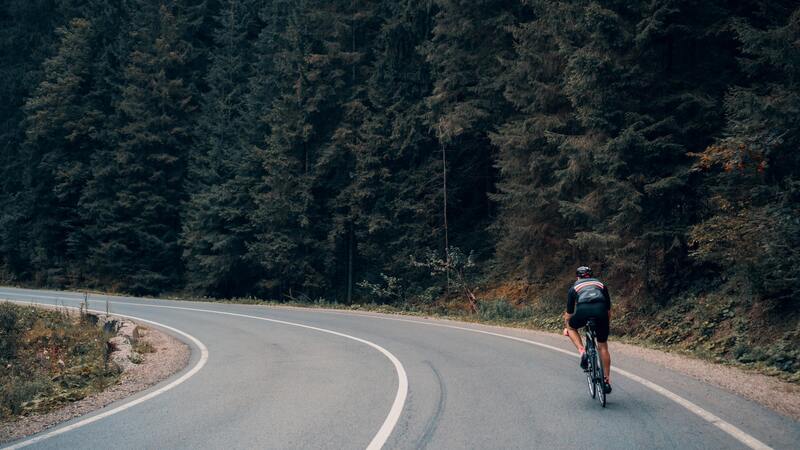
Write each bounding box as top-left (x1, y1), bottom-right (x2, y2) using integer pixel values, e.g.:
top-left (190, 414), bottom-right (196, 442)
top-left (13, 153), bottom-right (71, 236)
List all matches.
top-left (1, 299), bottom-right (209, 450)
top-left (5, 290), bottom-right (768, 449)
top-left (307, 310), bottom-right (773, 450)
top-left (0, 294), bottom-right (408, 450)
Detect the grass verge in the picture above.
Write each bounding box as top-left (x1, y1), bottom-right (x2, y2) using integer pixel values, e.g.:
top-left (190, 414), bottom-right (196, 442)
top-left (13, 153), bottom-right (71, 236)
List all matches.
top-left (0, 302), bottom-right (120, 421)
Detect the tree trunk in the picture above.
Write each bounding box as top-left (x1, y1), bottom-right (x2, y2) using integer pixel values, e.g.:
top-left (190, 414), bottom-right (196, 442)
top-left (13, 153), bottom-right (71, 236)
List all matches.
top-left (347, 224), bottom-right (353, 304)
top-left (441, 141), bottom-right (450, 297)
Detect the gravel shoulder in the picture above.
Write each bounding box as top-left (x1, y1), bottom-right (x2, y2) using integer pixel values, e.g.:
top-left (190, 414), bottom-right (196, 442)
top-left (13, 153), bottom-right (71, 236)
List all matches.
top-left (467, 316), bottom-right (800, 421)
top-left (609, 339), bottom-right (800, 421)
top-left (0, 320), bottom-right (190, 444)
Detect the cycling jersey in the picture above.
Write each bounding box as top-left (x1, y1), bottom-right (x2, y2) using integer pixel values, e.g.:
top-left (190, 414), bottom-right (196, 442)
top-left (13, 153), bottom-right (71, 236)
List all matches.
top-left (566, 278), bottom-right (611, 342)
top-left (566, 278), bottom-right (611, 314)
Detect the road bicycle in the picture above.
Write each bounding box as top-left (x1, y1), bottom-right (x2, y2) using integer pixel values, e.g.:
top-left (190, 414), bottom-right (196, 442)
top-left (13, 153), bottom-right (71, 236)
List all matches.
top-left (584, 319), bottom-right (607, 407)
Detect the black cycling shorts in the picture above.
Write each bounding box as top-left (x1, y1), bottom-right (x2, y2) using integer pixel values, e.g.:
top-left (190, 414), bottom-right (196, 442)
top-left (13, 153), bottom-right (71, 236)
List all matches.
top-left (568, 302), bottom-right (609, 343)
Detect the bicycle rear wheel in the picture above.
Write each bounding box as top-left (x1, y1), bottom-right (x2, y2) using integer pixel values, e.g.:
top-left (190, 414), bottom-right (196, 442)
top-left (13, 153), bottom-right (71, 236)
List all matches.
top-left (595, 348), bottom-right (606, 407)
top-left (585, 347), bottom-right (596, 399)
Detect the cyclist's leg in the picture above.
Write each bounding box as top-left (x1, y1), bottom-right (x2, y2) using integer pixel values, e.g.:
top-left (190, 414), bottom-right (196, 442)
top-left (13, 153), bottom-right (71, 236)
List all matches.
top-left (595, 313), bottom-right (611, 384)
top-left (566, 327), bottom-right (584, 352)
top-left (597, 342), bottom-right (611, 382)
top-left (566, 312), bottom-right (586, 352)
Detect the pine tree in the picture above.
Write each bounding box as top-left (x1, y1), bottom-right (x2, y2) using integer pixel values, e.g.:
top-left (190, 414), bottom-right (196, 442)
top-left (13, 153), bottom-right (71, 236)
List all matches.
top-left (81, 1), bottom-right (198, 294)
top-left (248, 0), bottom-right (327, 298)
top-left (534, 0), bottom-right (729, 292)
top-left (21, 18), bottom-right (102, 285)
top-left (491, 0), bottom-right (574, 280)
top-left (690, 5), bottom-right (800, 301)
top-left (421, 0), bottom-right (517, 261)
top-left (0, 0), bottom-right (66, 279)
top-left (343, 0), bottom-right (441, 301)
top-left (181, 0), bottom-right (261, 297)
top-left (319, 0), bottom-right (385, 302)
top-left (491, 0), bottom-right (752, 296)
top-left (547, 1), bottom-right (653, 284)
top-left (0, 0), bottom-right (796, 311)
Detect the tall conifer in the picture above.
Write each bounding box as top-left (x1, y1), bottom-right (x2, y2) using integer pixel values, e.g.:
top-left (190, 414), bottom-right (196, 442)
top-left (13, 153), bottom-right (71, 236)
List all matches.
top-left (421, 0), bottom-right (516, 258)
top-left (81, 2), bottom-right (197, 294)
top-left (22, 18), bottom-right (101, 284)
top-left (182, 0), bottom-right (260, 297)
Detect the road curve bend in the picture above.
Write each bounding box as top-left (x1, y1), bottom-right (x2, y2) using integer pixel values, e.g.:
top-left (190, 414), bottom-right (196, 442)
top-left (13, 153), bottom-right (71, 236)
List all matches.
top-left (1, 287), bottom-right (797, 450)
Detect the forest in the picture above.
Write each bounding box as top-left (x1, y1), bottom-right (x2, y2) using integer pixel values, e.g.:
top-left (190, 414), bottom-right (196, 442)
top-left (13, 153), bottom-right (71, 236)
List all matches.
top-left (1, 0), bottom-right (798, 331)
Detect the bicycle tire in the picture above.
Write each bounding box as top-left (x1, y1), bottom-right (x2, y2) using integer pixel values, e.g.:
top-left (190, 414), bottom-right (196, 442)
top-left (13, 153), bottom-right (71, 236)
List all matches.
top-left (586, 349), bottom-right (596, 399)
top-left (585, 339), bottom-right (596, 399)
top-left (595, 346), bottom-right (607, 407)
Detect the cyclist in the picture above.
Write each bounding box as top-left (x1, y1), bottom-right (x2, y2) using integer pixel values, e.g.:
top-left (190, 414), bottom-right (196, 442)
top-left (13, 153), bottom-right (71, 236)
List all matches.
top-left (564, 266), bottom-right (612, 393)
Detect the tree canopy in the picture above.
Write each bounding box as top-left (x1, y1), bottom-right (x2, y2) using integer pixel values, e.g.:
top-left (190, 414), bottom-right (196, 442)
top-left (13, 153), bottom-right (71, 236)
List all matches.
top-left (0, 0), bottom-right (797, 312)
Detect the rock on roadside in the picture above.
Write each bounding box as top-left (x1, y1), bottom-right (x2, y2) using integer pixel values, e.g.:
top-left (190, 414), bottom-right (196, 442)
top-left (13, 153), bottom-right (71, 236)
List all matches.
top-left (103, 316), bottom-right (142, 372)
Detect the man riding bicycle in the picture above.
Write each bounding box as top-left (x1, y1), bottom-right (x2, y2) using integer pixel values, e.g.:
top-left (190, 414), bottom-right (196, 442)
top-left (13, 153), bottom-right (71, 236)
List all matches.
top-left (564, 266), bottom-right (612, 394)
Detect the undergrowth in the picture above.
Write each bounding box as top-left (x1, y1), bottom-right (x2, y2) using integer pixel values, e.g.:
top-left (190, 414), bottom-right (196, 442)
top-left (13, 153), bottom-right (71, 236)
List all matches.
top-left (0, 303), bottom-right (119, 421)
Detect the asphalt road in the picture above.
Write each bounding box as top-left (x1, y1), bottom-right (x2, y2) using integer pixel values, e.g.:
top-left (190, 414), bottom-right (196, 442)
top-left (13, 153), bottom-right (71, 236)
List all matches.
top-left (1, 287), bottom-right (797, 449)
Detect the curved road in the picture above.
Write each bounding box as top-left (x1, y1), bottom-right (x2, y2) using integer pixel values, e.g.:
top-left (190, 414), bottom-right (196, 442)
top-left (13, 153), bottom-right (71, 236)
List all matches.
top-left (1, 287), bottom-right (797, 449)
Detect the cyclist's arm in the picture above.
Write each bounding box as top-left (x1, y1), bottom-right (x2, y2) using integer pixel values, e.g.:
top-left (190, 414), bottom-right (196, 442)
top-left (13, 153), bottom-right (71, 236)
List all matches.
top-left (565, 288), bottom-right (576, 324)
top-left (603, 286), bottom-right (612, 320)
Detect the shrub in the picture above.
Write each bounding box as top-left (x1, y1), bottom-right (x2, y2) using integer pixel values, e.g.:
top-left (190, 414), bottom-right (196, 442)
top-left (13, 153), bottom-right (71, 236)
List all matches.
top-left (358, 273), bottom-right (404, 304)
top-left (0, 303), bottom-right (119, 420)
top-left (1, 377), bottom-right (51, 417)
top-left (0, 303), bottom-right (21, 360)
top-left (412, 247), bottom-right (481, 312)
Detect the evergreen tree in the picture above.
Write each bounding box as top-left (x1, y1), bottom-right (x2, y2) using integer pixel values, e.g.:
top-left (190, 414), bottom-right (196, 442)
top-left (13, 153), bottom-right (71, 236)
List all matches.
top-left (421, 0), bottom-right (517, 260)
top-left (548, 1), bottom-right (657, 285)
top-left (320, 0), bottom-right (385, 302)
top-left (21, 18), bottom-right (102, 285)
top-left (491, 0), bottom-right (760, 296)
top-left (690, 5), bottom-right (800, 301)
top-left (248, 0), bottom-right (328, 298)
top-left (491, 0), bottom-right (573, 280)
top-left (81, 2), bottom-right (198, 294)
top-left (343, 0), bottom-right (441, 300)
top-left (0, 0), bottom-right (65, 279)
top-left (0, 0), bottom-right (796, 313)
top-left (181, 0), bottom-right (261, 297)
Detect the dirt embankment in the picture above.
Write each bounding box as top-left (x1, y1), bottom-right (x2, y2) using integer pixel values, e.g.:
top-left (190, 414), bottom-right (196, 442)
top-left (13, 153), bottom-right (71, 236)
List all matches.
top-left (0, 314), bottom-right (189, 444)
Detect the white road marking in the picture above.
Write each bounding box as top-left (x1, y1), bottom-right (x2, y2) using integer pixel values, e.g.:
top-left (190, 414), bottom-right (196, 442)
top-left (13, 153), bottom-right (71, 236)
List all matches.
top-left (0, 299), bottom-right (209, 450)
top-left (0, 289), bottom-right (774, 449)
top-left (0, 293), bottom-right (408, 450)
top-left (309, 309), bottom-right (774, 450)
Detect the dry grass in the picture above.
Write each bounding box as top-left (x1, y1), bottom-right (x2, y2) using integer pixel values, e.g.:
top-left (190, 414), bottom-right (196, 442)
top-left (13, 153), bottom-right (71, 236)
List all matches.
top-left (0, 303), bottom-right (119, 421)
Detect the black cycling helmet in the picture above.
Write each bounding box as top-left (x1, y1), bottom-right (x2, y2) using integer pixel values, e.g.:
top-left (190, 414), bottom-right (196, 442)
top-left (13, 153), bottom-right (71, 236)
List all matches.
top-left (576, 266), bottom-right (593, 278)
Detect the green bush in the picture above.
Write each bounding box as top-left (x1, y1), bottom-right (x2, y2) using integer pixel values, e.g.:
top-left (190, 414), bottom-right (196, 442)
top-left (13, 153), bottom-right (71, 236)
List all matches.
top-left (1, 376), bottom-right (51, 417)
top-left (0, 303), bottom-right (21, 360)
